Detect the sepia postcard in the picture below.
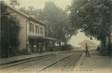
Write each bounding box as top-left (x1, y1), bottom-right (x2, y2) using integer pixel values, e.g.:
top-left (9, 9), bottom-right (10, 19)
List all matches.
top-left (0, 0), bottom-right (112, 73)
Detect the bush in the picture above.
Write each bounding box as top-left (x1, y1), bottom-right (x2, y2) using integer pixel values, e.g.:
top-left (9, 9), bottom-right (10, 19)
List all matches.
top-left (98, 47), bottom-right (112, 56)
top-left (60, 44), bottom-right (73, 51)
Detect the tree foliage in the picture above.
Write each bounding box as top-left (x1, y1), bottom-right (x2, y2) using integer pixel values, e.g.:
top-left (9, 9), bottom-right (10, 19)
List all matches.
top-left (0, 2), bottom-right (20, 58)
top-left (41, 2), bottom-right (72, 41)
top-left (10, 0), bottom-right (19, 7)
top-left (20, 1), bottom-right (74, 42)
top-left (70, 0), bottom-right (112, 55)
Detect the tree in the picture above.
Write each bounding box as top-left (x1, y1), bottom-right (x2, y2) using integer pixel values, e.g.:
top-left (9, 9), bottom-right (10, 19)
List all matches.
top-left (0, 2), bottom-right (20, 58)
top-left (70, 0), bottom-right (112, 55)
top-left (20, 1), bottom-right (74, 42)
top-left (19, 6), bottom-right (44, 20)
top-left (39, 1), bottom-right (74, 42)
top-left (10, 0), bottom-right (19, 8)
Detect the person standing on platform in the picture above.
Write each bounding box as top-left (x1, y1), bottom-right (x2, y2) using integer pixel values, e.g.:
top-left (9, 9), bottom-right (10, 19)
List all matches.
top-left (85, 43), bottom-right (90, 57)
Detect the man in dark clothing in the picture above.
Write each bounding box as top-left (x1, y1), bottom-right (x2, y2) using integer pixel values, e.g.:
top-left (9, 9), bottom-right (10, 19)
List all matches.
top-left (85, 43), bottom-right (90, 57)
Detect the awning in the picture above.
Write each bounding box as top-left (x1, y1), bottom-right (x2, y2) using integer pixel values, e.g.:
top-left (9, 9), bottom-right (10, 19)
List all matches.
top-left (28, 35), bottom-right (60, 42)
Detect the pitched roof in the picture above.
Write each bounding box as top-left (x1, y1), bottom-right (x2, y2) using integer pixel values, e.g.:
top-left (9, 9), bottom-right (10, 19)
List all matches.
top-left (5, 3), bottom-right (45, 26)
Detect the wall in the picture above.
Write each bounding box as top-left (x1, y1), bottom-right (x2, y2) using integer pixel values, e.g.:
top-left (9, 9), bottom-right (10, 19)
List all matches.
top-left (7, 7), bottom-right (27, 50)
top-left (7, 7), bottom-right (46, 51)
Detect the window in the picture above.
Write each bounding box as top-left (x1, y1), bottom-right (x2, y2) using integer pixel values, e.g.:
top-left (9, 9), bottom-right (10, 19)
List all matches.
top-left (29, 23), bottom-right (34, 32)
top-left (35, 25), bottom-right (39, 33)
top-left (29, 23), bottom-right (32, 32)
top-left (40, 27), bottom-right (43, 35)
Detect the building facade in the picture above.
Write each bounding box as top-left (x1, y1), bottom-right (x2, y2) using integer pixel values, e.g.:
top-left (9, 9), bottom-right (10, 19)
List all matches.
top-left (0, 2), bottom-right (65, 58)
top-left (5, 5), bottom-right (46, 53)
top-left (1, 3), bottom-right (64, 56)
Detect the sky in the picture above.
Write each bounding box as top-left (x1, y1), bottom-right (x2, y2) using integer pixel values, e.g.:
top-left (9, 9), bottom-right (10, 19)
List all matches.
top-left (4, 0), bottom-right (72, 10)
top-left (4, 0), bottom-right (100, 48)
